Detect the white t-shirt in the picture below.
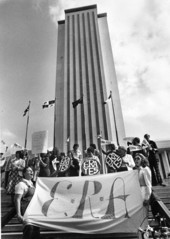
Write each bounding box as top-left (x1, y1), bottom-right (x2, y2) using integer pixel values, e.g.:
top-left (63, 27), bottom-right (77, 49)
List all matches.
top-left (122, 154), bottom-right (135, 170)
top-left (15, 179), bottom-right (34, 197)
top-left (72, 149), bottom-right (82, 162)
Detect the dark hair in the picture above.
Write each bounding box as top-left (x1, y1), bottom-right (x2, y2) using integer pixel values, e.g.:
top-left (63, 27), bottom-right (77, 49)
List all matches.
top-left (132, 137), bottom-right (140, 145)
top-left (40, 153), bottom-right (46, 158)
top-left (87, 147), bottom-right (94, 154)
top-left (127, 141), bottom-right (132, 146)
top-left (52, 147), bottom-right (60, 156)
top-left (22, 166), bottom-right (32, 178)
top-left (60, 152), bottom-right (65, 157)
top-left (90, 143), bottom-right (97, 149)
top-left (144, 134), bottom-right (150, 139)
top-left (15, 151), bottom-right (22, 158)
top-left (108, 144), bottom-right (116, 151)
top-left (73, 144), bottom-right (79, 149)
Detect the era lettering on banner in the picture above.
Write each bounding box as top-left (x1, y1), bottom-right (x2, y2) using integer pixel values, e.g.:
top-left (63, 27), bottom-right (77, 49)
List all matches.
top-left (41, 177), bottom-right (130, 219)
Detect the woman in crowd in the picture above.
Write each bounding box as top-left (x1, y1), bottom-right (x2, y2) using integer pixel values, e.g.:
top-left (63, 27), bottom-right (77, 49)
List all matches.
top-left (67, 150), bottom-right (80, 176)
top-left (27, 155), bottom-right (40, 184)
top-left (72, 144), bottom-right (82, 163)
top-left (38, 153), bottom-right (50, 177)
top-left (6, 151), bottom-right (26, 203)
top-left (15, 166), bottom-right (40, 239)
top-left (134, 153), bottom-right (152, 206)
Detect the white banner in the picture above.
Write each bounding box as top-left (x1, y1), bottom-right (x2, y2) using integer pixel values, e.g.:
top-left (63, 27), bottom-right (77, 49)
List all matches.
top-left (24, 170), bottom-right (147, 234)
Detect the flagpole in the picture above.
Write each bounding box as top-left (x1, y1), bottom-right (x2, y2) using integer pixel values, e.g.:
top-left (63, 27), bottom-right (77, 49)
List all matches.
top-left (24, 101), bottom-right (31, 149)
top-left (98, 134), bottom-right (106, 174)
top-left (110, 91), bottom-right (119, 146)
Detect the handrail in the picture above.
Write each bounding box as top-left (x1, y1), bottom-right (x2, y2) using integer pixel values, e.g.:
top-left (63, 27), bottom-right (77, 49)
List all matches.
top-left (150, 191), bottom-right (170, 226)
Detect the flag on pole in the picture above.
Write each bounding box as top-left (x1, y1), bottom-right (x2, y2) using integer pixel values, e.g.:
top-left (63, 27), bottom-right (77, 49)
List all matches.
top-left (23, 105), bottom-right (30, 116)
top-left (103, 92), bottom-right (112, 104)
top-left (1, 140), bottom-right (6, 145)
top-left (42, 100), bottom-right (55, 109)
top-left (12, 143), bottom-right (23, 149)
top-left (72, 97), bottom-right (83, 108)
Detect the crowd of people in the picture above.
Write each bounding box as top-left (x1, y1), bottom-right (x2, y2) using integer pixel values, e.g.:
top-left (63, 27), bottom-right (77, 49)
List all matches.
top-left (1, 133), bottom-right (167, 239)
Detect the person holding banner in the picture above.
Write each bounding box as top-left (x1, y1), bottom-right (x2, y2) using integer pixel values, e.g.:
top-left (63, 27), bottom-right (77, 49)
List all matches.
top-left (14, 166), bottom-right (40, 239)
top-left (134, 153), bottom-right (152, 206)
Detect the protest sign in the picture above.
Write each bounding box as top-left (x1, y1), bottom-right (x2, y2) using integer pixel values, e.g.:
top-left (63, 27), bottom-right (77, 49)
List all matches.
top-left (58, 156), bottom-right (71, 172)
top-left (32, 131), bottom-right (48, 154)
top-left (105, 152), bottom-right (122, 171)
top-left (81, 158), bottom-right (101, 176)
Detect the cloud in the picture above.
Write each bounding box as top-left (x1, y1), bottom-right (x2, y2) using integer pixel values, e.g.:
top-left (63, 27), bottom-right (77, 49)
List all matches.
top-left (48, 0), bottom-right (64, 25)
top-left (2, 129), bottom-right (16, 139)
top-left (109, 1), bottom-right (170, 127)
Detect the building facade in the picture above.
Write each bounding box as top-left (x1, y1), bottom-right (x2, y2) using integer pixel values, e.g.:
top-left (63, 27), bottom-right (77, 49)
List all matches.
top-left (54, 5), bottom-right (125, 153)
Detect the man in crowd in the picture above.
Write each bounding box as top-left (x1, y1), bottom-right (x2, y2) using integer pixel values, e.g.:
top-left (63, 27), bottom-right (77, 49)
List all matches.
top-left (143, 134), bottom-right (167, 186)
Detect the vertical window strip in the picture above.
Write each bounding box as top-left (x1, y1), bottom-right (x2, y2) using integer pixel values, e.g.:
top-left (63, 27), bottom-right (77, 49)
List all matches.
top-left (73, 15), bottom-right (78, 143)
top-left (87, 12), bottom-right (100, 137)
top-left (67, 15), bottom-right (70, 151)
top-left (78, 14), bottom-right (86, 150)
top-left (83, 13), bottom-right (93, 143)
top-left (92, 12), bottom-right (108, 139)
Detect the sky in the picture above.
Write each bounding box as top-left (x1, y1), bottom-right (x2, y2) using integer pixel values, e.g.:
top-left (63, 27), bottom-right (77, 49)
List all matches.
top-left (0, 0), bottom-right (170, 152)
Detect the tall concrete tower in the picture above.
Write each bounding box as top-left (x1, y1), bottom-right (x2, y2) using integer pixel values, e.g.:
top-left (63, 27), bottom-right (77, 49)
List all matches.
top-left (54, 5), bottom-right (125, 153)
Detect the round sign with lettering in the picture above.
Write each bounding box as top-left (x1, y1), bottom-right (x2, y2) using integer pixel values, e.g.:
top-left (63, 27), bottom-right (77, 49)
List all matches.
top-left (105, 152), bottom-right (122, 171)
top-left (81, 158), bottom-right (100, 176)
top-left (58, 157), bottom-right (71, 173)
